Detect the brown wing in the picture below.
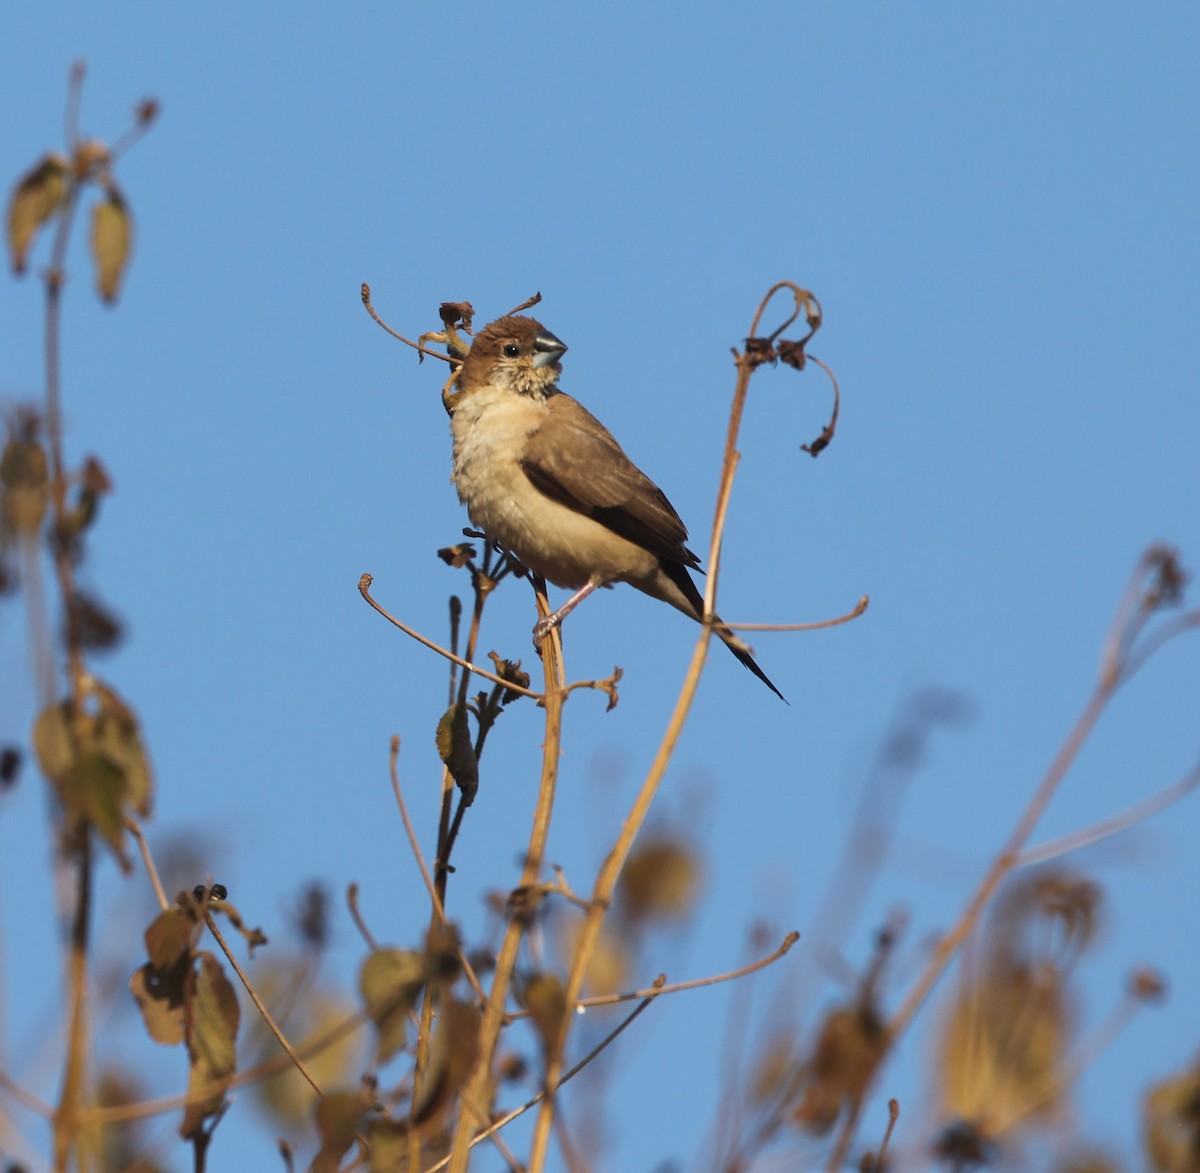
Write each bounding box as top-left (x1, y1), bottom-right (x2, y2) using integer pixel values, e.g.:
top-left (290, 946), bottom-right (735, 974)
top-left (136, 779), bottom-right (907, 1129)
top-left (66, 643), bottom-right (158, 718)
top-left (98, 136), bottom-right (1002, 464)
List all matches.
top-left (521, 392), bottom-right (701, 569)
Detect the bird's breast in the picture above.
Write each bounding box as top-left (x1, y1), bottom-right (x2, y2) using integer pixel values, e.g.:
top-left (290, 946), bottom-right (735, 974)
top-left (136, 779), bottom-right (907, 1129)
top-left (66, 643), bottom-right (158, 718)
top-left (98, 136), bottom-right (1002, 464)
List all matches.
top-left (449, 389), bottom-right (657, 590)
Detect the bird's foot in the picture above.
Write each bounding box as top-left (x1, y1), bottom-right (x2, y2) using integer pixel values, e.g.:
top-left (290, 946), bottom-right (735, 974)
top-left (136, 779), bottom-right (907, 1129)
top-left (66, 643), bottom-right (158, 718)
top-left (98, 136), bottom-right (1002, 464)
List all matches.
top-left (532, 613), bottom-right (562, 650)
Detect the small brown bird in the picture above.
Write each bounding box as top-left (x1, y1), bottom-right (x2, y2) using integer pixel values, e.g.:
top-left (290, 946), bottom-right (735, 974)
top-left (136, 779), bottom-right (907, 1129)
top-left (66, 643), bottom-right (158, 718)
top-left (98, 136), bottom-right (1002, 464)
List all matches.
top-left (449, 315), bottom-right (783, 700)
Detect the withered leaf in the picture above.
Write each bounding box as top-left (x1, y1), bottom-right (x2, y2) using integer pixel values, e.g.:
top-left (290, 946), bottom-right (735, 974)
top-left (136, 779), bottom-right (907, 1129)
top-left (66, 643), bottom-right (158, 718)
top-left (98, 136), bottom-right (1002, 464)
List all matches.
top-left (60, 751), bottom-right (127, 852)
top-left (145, 906), bottom-right (197, 970)
top-left (435, 702), bottom-right (478, 804)
top-left (180, 954), bottom-right (240, 1138)
top-left (618, 836), bottom-right (700, 923)
top-left (32, 699), bottom-right (74, 787)
top-left (437, 543), bottom-right (476, 568)
top-left (359, 947), bottom-right (425, 1064)
top-left (312, 1086), bottom-right (374, 1173)
top-left (522, 973), bottom-right (567, 1057)
top-left (411, 998), bottom-right (481, 1126)
top-left (91, 184), bottom-right (133, 303)
top-left (0, 435), bottom-right (50, 535)
top-left (6, 153), bottom-right (68, 273)
top-left (364, 1116), bottom-right (409, 1173)
top-left (130, 957), bottom-right (189, 1045)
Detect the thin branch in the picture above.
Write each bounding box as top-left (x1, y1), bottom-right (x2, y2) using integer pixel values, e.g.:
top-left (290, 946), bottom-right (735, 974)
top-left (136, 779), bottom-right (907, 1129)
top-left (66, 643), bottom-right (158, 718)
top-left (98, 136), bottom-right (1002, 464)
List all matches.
top-left (728, 595), bottom-right (869, 632)
top-left (359, 574), bottom-right (542, 700)
top-left (387, 737), bottom-right (485, 1004)
top-left (446, 582), bottom-right (567, 1172)
top-left (360, 284), bottom-right (456, 364)
top-left (126, 817), bottom-right (169, 911)
top-left (426, 979), bottom-right (662, 1173)
top-left (346, 883), bottom-right (378, 951)
top-left (0, 1068), bottom-right (55, 1117)
top-left (1018, 760), bottom-right (1200, 868)
top-left (204, 915), bottom-right (323, 1097)
top-left (507, 930), bottom-right (799, 1020)
top-left (526, 287), bottom-right (807, 1173)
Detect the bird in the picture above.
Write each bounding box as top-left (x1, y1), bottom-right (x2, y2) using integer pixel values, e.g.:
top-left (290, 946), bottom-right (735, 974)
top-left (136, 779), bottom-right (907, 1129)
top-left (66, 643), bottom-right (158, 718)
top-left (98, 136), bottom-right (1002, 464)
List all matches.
top-left (448, 314), bottom-right (784, 700)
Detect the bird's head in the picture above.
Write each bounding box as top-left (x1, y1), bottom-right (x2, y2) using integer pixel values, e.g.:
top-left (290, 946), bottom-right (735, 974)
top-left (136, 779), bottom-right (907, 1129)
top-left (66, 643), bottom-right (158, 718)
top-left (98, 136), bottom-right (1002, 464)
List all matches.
top-left (457, 315), bottom-right (567, 400)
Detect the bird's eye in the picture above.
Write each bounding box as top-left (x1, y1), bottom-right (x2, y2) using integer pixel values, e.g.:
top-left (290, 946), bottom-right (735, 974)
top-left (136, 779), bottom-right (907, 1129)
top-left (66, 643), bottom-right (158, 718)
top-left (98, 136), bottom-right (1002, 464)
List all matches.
top-left (502, 343), bottom-right (521, 358)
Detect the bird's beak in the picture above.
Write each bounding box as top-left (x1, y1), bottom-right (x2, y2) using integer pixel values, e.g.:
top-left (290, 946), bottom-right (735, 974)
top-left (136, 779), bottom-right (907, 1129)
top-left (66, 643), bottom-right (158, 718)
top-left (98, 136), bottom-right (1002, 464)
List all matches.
top-left (532, 329), bottom-right (567, 368)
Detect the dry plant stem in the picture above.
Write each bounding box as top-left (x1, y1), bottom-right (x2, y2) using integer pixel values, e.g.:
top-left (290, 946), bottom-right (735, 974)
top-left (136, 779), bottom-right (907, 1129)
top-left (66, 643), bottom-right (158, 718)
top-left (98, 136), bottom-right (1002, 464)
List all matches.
top-left (525, 290), bottom-right (801, 1173)
top-left (989, 988), bottom-right (1144, 1137)
top-left (458, 1089), bottom-right (525, 1173)
top-left (826, 682), bottom-right (1113, 1172)
top-left (1019, 759), bottom-right (1200, 868)
top-left (203, 915), bottom-right (323, 1097)
top-left (127, 818), bottom-right (169, 911)
top-left (358, 575), bottom-right (542, 701)
top-left (876, 1100), bottom-right (900, 1169)
top-left (43, 161), bottom-right (100, 1173)
top-left (52, 829), bottom-right (93, 1172)
top-left (387, 738), bottom-right (485, 1003)
top-left (506, 930), bottom-right (798, 1020)
top-left (446, 587), bottom-right (567, 1173)
top-left (346, 883), bottom-right (379, 950)
top-left (427, 984), bottom-right (660, 1173)
top-left (90, 1008), bottom-right (373, 1126)
top-left (360, 284), bottom-right (457, 364)
top-left (728, 594), bottom-right (870, 632)
top-left (413, 580), bottom-right (493, 1160)
top-left (0, 1069), bottom-right (54, 1117)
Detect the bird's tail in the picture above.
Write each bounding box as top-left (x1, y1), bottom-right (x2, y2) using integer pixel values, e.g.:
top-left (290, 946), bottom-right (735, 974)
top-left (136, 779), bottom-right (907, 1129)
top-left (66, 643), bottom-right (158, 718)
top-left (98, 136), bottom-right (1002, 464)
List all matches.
top-left (659, 560), bottom-right (786, 702)
top-left (714, 622), bottom-right (786, 702)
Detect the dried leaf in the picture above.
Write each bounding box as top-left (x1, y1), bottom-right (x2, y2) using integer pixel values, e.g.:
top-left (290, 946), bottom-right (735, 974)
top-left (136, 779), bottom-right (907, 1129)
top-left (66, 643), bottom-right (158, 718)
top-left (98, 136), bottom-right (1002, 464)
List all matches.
top-left (60, 751), bottom-right (127, 851)
top-left (0, 435), bottom-right (50, 535)
top-left (32, 700), bottom-right (74, 785)
top-left (435, 702), bottom-right (478, 804)
top-left (180, 954), bottom-right (240, 1138)
top-left (793, 1006), bottom-right (887, 1135)
top-left (364, 1116), bottom-right (410, 1173)
top-left (129, 957), bottom-right (189, 1045)
top-left (411, 998), bottom-right (481, 1126)
top-left (522, 973), bottom-right (567, 1057)
top-left (145, 907), bottom-right (197, 970)
top-left (359, 948), bottom-right (424, 1064)
top-left (1144, 1059), bottom-right (1200, 1172)
top-left (91, 184), bottom-right (133, 303)
top-left (95, 682), bottom-right (153, 817)
top-left (6, 153), bottom-right (68, 273)
top-left (618, 836), bottom-right (700, 923)
top-left (312, 1086), bottom-right (374, 1173)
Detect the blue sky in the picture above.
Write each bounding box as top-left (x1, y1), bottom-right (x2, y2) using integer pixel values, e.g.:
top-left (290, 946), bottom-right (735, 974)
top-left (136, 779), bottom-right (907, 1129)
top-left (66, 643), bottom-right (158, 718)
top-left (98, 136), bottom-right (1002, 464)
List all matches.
top-left (1, 4), bottom-right (1197, 1170)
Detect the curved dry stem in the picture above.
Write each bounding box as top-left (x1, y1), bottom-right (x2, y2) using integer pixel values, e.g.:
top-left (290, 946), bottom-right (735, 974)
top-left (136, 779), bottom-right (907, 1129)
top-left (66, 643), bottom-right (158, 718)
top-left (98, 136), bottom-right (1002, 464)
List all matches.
top-left (829, 549), bottom-right (1197, 1168)
top-left (508, 930), bottom-right (798, 1021)
top-left (728, 594), bottom-right (870, 632)
top-left (361, 284), bottom-right (456, 364)
top-left (358, 574), bottom-right (542, 700)
top-left (526, 286), bottom-right (810, 1173)
top-left (204, 915), bottom-right (323, 1097)
top-left (126, 817), bottom-right (169, 911)
top-left (446, 584), bottom-right (567, 1172)
top-left (345, 883), bottom-right (378, 951)
top-left (387, 737), bottom-right (486, 1005)
top-left (89, 1007), bottom-right (371, 1126)
top-left (0, 1069), bottom-right (54, 1117)
top-left (1019, 759), bottom-right (1200, 868)
top-left (426, 979), bottom-right (662, 1173)
top-left (801, 353), bottom-right (841, 458)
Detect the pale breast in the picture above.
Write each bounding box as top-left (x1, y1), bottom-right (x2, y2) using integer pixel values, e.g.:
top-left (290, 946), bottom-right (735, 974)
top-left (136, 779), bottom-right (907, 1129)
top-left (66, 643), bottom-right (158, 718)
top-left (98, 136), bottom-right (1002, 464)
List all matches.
top-left (450, 388), bottom-right (658, 589)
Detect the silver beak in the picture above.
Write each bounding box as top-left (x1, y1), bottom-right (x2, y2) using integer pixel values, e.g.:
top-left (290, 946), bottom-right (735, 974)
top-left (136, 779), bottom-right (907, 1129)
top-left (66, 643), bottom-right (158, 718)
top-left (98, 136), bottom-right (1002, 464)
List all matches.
top-left (532, 329), bottom-right (568, 368)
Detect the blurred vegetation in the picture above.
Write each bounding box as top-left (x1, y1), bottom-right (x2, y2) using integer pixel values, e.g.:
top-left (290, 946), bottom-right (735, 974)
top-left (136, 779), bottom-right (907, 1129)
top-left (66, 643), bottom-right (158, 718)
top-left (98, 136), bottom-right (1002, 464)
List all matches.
top-left (2, 64), bottom-right (1198, 1173)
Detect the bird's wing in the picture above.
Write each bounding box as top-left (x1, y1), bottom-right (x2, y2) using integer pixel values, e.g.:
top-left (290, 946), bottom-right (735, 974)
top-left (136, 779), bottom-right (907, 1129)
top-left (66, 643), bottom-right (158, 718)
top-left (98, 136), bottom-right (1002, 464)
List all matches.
top-left (521, 393), bottom-right (701, 568)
